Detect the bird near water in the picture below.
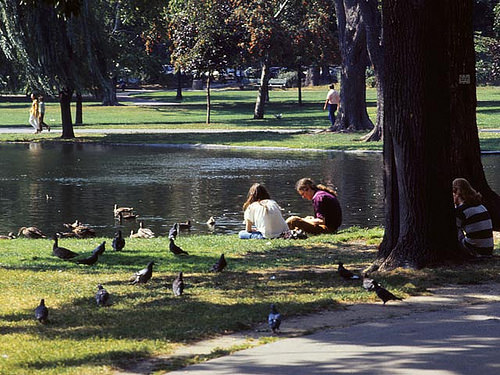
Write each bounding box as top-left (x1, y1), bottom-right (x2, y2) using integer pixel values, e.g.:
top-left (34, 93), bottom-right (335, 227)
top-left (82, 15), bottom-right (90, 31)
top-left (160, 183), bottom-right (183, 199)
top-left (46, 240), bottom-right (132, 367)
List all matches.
top-left (137, 221), bottom-right (155, 238)
top-left (95, 284), bottom-right (110, 307)
top-left (211, 253), bottom-right (227, 272)
top-left (268, 304), bottom-right (282, 334)
top-left (35, 299), bottom-right (49, 324)
top-left (18, 226), bottom-right (46, 239)
top-left (0, 232), bottom-right (16, 239)
top-left (112, 230), bottom-right (125, 251)
top-left (172, 272), bottom-right (184, 296)
top-left (169, 238), bottom-right (189, 255)
top-left (373, 281), bottom-right (403, 305)
top-left (52, 235), bottom-right (79, 260)
top-left (362, 276), bottom-right (376, 291)
top-left (76, 251), bottom-right (99, 266)
top-left (337, 262), bottom-right (360, 280)
top-left (130, 261), bottom-right (155, 284)
top-left (113, 204), bottom-right (134, 217)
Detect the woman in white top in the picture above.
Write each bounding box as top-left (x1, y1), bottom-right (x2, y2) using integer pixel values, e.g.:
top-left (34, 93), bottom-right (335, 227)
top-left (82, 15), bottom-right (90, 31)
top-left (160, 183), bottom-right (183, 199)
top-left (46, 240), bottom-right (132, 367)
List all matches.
top-left (239, 183), bottom-right (289, 239)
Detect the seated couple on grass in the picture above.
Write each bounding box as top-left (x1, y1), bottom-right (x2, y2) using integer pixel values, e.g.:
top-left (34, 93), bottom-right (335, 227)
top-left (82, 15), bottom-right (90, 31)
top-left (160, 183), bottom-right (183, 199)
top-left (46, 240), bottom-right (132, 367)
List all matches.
top-left (238, 178), bottom-right (342, 240)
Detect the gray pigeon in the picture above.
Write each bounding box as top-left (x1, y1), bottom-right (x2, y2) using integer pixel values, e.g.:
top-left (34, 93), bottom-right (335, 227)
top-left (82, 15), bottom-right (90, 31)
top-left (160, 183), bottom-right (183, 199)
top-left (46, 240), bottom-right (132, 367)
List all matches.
top-left (52, 235), bottom-right (79, 260)
top-left (337, 262), bottom-right (360, 280)
top-left (35, 299), bottom-right (49, 323)
top-left (169, 238), bottom-right (189, 255)
top-left (95, 284), bottom-right (110, 307)
top-left (130, 261), bottom-right (155, 284)
top-left (91, 241), bottom-right (106, 256)
top-left (172, 272), bottom-right (184, 296)
top-left (373, 281), bottom-right (403, 305)
top-left (211, 253), bottom-right (227, 272)
top-left (112, 230), bottom-right (125, 251)
top-left (268, 304), bottom-right (282, 333)
top-left (76, 251), bottom-right (99, 266)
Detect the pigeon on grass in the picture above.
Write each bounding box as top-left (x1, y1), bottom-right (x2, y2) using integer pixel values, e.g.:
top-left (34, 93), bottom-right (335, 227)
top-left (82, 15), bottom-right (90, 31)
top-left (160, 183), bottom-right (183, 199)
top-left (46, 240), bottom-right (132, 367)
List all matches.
top-left (211, 254), bottom-right (227, 272)
top-left (172, 272), bottom-right (184, 296)
top-left (95, 284), bottom-right (110, 307)
top-left (35, 299), bottom-right (49, 324)
top-left (373, 281), bottom-right (403, 305)
top-left (337, 262), bottom-right (360, 280)
top-left (130, 261), bottom-right (155, 284)
top-left (112, 230), bottom-right (125, 251)
top-left (169, 238), bottom-right (189, 255)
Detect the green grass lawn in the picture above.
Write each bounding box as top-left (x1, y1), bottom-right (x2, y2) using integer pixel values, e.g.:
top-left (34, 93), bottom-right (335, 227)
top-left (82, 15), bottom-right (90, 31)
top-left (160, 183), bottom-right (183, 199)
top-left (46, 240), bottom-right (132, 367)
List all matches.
top-left (1, 85), bottom-right (499, 151)
top-left (1, 228), bottom-right (499, 374)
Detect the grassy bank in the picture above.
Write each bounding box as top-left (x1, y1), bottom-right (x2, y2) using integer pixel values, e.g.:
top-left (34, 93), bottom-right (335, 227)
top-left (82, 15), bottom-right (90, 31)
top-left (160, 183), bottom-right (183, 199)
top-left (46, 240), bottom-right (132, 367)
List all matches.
top-left (0, 228), bottom-right (499, 374)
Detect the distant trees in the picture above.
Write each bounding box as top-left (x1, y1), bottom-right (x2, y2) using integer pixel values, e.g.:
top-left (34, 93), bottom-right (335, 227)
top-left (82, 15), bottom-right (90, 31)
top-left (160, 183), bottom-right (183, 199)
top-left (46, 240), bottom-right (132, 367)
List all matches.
top-left (169, 0), bottom-right (238, 124)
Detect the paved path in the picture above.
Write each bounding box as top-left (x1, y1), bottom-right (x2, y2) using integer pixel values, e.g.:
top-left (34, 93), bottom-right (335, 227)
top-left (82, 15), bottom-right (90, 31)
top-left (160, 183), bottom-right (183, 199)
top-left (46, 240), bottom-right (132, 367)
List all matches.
top-left (168, 302), bottom-right (499, 375)
top-left (114, 283), bottom-right (500, 375)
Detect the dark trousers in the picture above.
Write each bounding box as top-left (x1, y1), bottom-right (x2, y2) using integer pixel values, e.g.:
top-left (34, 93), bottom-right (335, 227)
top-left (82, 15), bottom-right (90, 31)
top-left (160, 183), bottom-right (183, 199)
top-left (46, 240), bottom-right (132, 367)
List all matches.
top-left (328, 103), bottom-right (337, 127)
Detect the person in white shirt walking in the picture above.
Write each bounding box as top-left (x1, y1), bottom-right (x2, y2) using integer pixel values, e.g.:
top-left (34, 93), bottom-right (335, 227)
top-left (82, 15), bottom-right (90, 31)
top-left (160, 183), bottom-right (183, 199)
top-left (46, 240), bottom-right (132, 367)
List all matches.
top-left (323, 83), bottom-right (340, 129)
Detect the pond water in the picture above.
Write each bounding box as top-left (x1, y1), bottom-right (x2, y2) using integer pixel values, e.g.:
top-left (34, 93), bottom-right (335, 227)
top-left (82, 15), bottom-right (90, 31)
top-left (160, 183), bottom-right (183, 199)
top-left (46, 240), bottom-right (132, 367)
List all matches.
top-left (0, 143), bottom-right (499, 238)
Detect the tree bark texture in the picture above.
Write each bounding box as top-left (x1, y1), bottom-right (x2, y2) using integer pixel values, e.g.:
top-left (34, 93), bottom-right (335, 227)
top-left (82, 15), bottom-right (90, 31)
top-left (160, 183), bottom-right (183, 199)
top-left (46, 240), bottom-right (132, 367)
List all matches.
top-left (448, 0), bottom-right (500, 229)
top-left (297, 64), bottom-right (303, 106)
top-left (333, 0), bottom-right (373, 132)
top-left (359, 0), bottom-right (384, 142)
top-left (378, 0), bottom-right (459, 270)
top-left (254, 59), bottom-right (270, 119)
top-left (176, 71), bottom-right (183, 100)
top-left (60, 88), bottom-right (75, 139)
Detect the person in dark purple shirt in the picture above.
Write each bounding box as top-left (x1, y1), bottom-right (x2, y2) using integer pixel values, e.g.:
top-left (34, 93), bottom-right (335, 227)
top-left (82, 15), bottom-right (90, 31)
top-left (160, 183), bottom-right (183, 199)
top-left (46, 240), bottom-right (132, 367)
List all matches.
top-left (286, 178), bottom-right (342, 234)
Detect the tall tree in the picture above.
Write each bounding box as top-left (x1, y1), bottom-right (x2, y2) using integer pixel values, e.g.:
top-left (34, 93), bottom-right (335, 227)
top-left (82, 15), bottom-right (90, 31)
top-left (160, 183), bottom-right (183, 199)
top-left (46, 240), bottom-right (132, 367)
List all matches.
top-left (231, 0), bottom-right (291, 119)
top-left (376, 0), bottom-right (457, 270)
top-left (375, 0), bottom-right (499, 271)
top-left (359, 0), bottom-right (384, 142)
top-left (169, 0), bottom-right (238, 124)
top-left (332, 0), bottom-right (373, 132)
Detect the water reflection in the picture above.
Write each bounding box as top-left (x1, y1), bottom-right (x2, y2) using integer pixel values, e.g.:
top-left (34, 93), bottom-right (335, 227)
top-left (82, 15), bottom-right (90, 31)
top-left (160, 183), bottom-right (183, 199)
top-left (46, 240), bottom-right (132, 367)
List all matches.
top-left (0, 143), bottom-right (498, 237)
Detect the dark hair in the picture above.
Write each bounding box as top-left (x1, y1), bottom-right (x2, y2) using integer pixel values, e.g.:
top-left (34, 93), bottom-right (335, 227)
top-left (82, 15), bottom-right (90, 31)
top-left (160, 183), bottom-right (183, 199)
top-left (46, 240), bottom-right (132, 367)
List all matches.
top-left (243, 183), bottom-right (271, 210)
top-left (453, 178), bottom-right (482, 205)
top-left (329, 83), bottom-right (335, 89)
top-left (295, 177), bottom-right (337, 196)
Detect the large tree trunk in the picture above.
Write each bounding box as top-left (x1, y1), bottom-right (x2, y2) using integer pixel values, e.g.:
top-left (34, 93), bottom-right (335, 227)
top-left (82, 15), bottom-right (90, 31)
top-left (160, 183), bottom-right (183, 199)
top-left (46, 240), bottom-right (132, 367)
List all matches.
top-left (359, 0), bottom-right (384, 142)
top-left (377, 0), bottom-right (459, 271)
top-left (254, 59), bottom-right (270, 119)
top-left (60, 88), bottom-right (75, 139)
top-left (448, 0), bottom-right (500, 230)
top-left (332, 0), bottom-right (373, 132)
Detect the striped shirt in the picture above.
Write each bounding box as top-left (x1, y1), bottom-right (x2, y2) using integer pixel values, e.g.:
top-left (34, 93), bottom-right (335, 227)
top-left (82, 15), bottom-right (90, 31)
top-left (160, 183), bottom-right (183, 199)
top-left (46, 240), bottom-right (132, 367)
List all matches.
top-left (455, 203), bottom-right (494, 255)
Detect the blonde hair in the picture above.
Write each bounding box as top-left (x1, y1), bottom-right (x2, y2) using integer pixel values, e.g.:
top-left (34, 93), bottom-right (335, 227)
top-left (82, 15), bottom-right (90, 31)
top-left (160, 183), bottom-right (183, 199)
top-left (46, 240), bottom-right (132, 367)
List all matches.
top-left (452, 178), bottom-right (482, 206)
top-left (295, 178), bottom-right (337, 196)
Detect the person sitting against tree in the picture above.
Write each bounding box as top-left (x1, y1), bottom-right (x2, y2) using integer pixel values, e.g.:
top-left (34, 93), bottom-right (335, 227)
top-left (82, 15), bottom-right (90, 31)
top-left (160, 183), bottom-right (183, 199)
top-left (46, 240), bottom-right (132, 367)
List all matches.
top-left (453, 178), bottom-right (494, 257)
top-left (286, 177), bottom-right (342, 235)
top-left (239, 183), bottom-right (289, 239)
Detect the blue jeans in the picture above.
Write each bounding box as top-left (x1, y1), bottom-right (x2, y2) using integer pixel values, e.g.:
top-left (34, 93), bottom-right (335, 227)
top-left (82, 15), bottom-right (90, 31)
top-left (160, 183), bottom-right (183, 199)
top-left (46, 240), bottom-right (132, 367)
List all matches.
top-left (328, 103), bottom-right (337, 127)
top-left (239, 230), bottom-right (264, 239)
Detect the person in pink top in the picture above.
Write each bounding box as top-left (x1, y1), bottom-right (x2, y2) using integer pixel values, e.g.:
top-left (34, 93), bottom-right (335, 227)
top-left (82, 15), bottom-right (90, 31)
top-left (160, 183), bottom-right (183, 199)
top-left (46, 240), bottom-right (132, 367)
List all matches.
top-left (323, 83), bottom-right (340, 129)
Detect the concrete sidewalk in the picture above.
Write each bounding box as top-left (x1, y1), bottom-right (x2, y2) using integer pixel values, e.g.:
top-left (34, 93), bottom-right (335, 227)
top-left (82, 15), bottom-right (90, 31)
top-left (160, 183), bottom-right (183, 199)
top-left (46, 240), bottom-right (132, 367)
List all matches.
top-left (168, 301), bottom-right (499, 375)
top-left (159, 283), bottom-right (500, 375)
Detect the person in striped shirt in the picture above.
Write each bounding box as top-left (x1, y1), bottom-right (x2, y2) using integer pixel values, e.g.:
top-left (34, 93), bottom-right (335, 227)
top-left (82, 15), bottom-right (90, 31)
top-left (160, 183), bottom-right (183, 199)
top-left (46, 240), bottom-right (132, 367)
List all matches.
top-left (453, 178), bottom-right (494, 256)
